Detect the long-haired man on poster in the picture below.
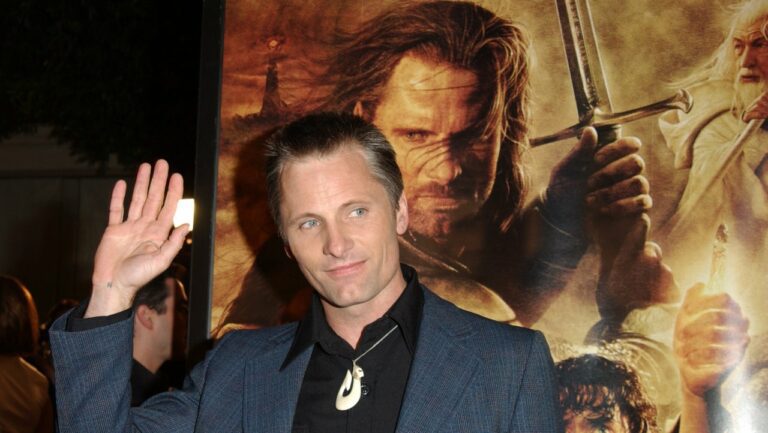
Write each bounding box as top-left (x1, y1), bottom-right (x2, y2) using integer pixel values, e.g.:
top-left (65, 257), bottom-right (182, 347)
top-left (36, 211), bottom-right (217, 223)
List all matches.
top-left (49, 113), bottom-right (563, 432)
top-left (233, 0), bottom-right (655, 330)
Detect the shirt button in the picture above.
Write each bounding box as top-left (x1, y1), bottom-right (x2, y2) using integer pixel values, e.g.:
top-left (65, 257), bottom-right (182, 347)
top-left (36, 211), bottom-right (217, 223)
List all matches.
top-left (361, 383), bottom-right (370, 396)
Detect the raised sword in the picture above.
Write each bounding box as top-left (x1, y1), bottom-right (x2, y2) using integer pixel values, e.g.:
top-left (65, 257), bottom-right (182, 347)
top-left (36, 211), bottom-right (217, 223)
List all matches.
top-left (542, 0), bottom-right (693, 288)
top-left (531, 0), bottom-right (692, 147)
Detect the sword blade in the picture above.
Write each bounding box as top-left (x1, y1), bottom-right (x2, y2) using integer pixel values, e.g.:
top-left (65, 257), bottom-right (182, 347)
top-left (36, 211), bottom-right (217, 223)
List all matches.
top-left (555, 0), bottom-right (613, 122)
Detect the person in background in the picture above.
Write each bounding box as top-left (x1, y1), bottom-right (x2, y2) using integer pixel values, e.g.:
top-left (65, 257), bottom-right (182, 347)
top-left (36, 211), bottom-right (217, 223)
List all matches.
top-left (131, 272), bottom-right (188, 406)
top-left (0, 275), bottom-right (54, 433)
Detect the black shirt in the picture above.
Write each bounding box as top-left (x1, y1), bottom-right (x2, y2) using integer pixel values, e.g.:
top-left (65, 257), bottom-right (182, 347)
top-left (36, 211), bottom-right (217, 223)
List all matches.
top-left (130, 359), bottom-right (169, 406)
top-left (284, 264), bottom-right (424, 433)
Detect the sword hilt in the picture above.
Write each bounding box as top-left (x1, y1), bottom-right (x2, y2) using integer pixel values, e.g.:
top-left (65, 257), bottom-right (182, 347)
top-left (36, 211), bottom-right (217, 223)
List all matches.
top-left (531, 89), bottom-right (693, 147)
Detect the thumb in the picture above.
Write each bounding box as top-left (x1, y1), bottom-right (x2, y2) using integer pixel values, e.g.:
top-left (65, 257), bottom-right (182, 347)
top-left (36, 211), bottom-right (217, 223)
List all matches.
top-left (570, 127), bottom-right (598, 163)
top-left (157, 224), bottom-right (190, 268)
top-left (550, 127), bottom-right (598, 188)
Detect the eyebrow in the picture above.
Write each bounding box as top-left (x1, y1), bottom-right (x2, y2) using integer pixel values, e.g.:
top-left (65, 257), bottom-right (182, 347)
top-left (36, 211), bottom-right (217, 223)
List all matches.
top-left (735, 31), bottom-right (768, 42)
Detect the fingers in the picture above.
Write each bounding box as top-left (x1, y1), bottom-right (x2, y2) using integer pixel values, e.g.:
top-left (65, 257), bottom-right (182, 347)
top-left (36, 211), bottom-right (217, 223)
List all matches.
top-left (126, 163), bottom-right (152, 221)
top-left (678, 325), bottom-right (750, 354)
top-left (593, 194), bottom-right (652, 216)
top-left (743, 92), bottom-right (768, 121)
top-left (681, 284), bottom-right (743, 315)
top-left (108, 180), bottom-right (127, 225)
top-left (126, 160), bottom-right (179, 223)
top-left (587, 175), bottom-right (649, 211)
top-left (141, 160), bottom-right (170, 220)
top-left (594, 136), bottom-right (641, 167)
top-left (678, 344), bottom-right (748, 369)
top-left (575, 127), bottom-right (598, 160)
top-left (156, 173), bottom-right (185, 227)
top-left (588, 153), bottom-right (645, 191)
top-left (676, 287), bottom-right (750, 351)
top-left (674, 285), bottom-right (750, 395)
top-left (548, 127), bottom-right (597, 188)
top-left (157, 224), bottom-right (190, 266)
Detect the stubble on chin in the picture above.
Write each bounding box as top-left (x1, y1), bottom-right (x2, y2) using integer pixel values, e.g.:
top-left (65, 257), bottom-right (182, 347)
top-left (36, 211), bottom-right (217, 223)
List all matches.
top-left (408, 210), bottom-right (453, 244)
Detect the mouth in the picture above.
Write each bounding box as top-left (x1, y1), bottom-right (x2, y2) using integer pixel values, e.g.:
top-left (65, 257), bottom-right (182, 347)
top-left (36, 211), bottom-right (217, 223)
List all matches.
top-left (740, 74), bottom-right (761, 83)
top-left (416, 195), bottom-right (472, 211)
top-left (326, 260), bottom-right (366, 278)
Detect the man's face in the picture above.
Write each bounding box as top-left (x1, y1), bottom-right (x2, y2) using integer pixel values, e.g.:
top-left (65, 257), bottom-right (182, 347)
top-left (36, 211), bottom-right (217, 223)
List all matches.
top-left (734, 20), bottom-right (768, 86)
top-left (279, 147), bottom-right (408, 316)
top-left (563, 407), bottom-right (629, 433)
top-left (365, 54), bottom-right (500, 243)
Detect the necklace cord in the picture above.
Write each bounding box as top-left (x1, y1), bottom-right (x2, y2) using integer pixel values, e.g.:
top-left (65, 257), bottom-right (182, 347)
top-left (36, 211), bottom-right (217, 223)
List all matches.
top-left (353, 324), bottom-right (399, 364)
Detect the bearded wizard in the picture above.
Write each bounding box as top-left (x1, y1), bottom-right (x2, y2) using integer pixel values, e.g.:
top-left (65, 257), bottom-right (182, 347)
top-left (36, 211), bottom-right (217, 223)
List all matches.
top-left (658, 0), bottom-right (768, 334)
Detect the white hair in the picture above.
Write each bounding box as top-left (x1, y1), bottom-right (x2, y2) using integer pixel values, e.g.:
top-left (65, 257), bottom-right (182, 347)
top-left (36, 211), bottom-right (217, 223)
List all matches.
top-left (677, 0), bottom-right (768, 87)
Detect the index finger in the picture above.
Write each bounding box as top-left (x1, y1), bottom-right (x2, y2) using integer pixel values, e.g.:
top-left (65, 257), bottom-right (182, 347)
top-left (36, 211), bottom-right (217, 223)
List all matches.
top-left (588, 153), bottom-right (645, 190)
top-left (108, 180), bottom-right (127, 225)
top-left (594, 137), bottom-right (641, 167)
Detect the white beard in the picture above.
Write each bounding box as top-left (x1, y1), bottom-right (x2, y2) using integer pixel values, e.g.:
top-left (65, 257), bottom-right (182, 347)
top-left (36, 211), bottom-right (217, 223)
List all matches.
top-left (734, 79), bottom-right (766, 117)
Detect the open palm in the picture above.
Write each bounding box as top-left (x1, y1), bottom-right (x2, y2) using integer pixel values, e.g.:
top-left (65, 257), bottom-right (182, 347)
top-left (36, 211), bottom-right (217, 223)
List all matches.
top-left (87, 160), bottom-right (189, 317)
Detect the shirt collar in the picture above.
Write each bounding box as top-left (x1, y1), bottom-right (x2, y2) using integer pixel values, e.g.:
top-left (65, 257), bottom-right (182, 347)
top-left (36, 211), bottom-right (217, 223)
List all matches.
top-left (281, 263), bottom-right (423, 369)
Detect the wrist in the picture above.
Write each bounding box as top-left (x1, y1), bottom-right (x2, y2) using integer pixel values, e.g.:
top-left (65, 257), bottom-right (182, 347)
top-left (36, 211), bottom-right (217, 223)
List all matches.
top-left (539, 189), bottom-right (586, 239)
top-left (85, 282), bottom-right (134, 318)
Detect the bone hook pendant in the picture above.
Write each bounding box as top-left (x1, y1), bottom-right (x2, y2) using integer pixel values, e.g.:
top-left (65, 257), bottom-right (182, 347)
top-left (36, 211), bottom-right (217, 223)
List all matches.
top-left (335, 364), bottom-right (365, 411)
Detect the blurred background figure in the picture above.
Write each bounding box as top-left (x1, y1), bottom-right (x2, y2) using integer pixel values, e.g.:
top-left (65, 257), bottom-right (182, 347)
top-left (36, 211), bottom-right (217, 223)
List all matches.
top-left (36, 298), bottom-right (79, 387)
top-left (0, 275), bottom-right (54, 433)
top-left (130, 272), bottom-right (188, 406)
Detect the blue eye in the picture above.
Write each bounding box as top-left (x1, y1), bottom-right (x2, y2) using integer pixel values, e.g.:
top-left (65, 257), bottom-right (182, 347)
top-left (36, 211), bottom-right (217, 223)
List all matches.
top-left (350, 208), bottom-right (367, 218)
top-left (300, 219), bottom-right (319, 230)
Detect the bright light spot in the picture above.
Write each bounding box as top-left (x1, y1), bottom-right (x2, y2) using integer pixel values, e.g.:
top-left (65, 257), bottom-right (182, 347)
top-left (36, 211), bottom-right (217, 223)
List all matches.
top-left (583, 345), bottom-right (599, 355)
top-left (173, 199), bottom-right (195, 231)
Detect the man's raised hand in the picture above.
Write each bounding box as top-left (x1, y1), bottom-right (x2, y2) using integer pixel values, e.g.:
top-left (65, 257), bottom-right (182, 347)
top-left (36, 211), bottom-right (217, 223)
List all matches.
top-left (86, 160), bottom-right (189, 318)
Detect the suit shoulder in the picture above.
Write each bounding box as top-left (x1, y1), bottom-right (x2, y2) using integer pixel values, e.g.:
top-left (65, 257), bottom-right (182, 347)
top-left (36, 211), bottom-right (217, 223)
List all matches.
top-left (212, 322), bottom-right (297, 358)
top-left (424, 288), bottom-right (541, 347)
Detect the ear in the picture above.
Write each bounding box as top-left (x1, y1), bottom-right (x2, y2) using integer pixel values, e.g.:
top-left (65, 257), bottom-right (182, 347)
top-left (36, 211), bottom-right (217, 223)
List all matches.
top-left (283, 243), bottom-right (294, 260)
top-left (395, 193), bottom-right (409, 235)
top-left (353, 101), bottom-right (370, 120)
top-left (136, 305), bottom-right (154, 330)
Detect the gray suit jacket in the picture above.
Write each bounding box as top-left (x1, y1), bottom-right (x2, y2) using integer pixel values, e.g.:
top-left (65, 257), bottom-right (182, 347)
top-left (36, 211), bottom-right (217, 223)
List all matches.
top-left (50, 288), bottom-right (562, 432)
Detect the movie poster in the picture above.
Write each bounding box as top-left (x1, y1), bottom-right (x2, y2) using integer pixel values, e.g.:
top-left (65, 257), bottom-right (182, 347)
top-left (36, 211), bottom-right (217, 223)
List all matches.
top-left (212, 0), bottom-right (767, 431)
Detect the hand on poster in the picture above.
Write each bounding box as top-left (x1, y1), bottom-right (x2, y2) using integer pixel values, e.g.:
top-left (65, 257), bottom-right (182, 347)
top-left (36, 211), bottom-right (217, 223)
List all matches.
top-left (595, 214), bottom-right (680, 322)
top-left (674, 283), bottom-right (749, 433)
top-left (585, 133), bottom-right (651, 216)
top-left (545, 127), bottom-right (651, 229)
top-left (742, 91), bottom-right (768, 122)
top-left (674, 283), bottom-right (749, 397)
top-left (86, 160), bottom-right (189, 318)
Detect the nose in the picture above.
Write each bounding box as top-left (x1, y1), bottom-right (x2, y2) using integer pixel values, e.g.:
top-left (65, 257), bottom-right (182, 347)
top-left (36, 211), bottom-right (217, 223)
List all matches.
top-left (741, 45), bottom-right (757, 68)
top-left (424, 146), bottom-right (462, 185)
top-left (322, 221), bottom-right (353, 258)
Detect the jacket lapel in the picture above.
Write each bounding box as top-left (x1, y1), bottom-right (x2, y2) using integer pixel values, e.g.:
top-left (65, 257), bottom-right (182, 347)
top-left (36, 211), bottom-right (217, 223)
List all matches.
top-left (396, 291), bottom-right (480, 433)
top-left (243, 331), bottom-right (313, 433)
